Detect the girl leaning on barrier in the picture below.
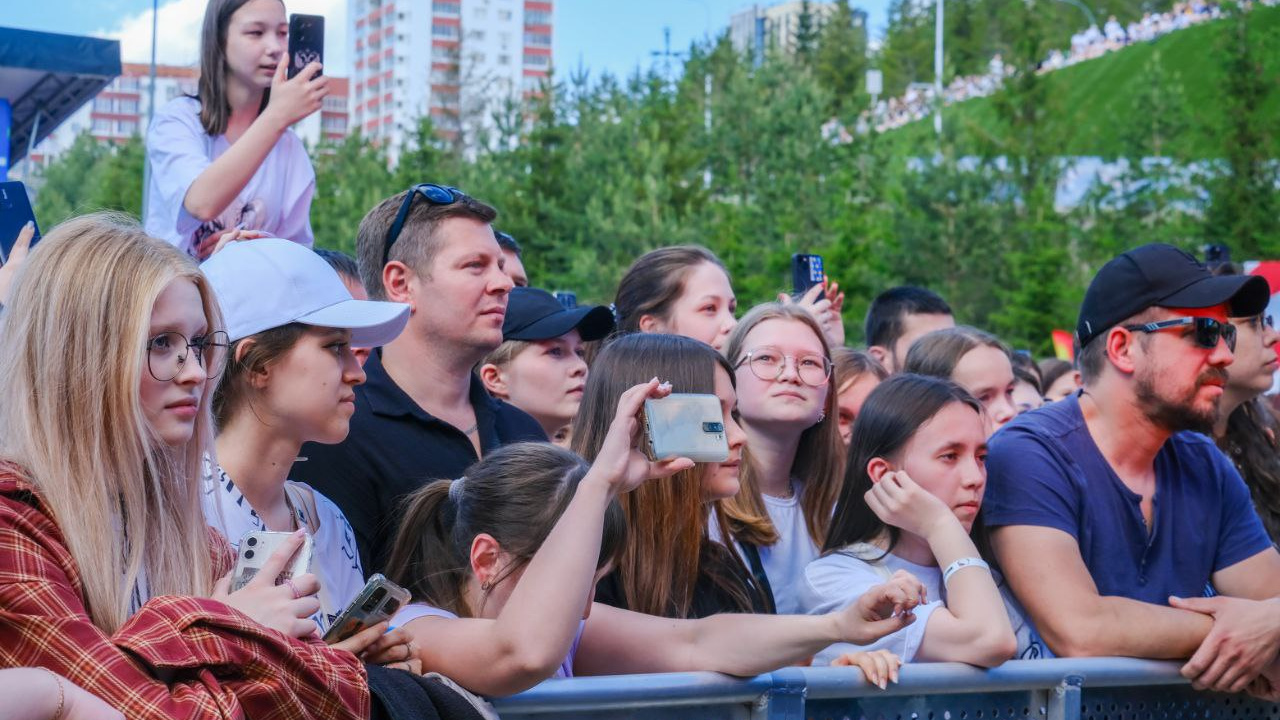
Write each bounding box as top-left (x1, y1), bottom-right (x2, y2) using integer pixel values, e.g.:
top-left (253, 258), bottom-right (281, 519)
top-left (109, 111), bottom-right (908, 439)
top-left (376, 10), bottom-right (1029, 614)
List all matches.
top-left (0, 213), bottom-right (368, 719)
top-left (798, 374), bottom-right (1027, 667)
top-left (383, 378), bottom-right (924, 697)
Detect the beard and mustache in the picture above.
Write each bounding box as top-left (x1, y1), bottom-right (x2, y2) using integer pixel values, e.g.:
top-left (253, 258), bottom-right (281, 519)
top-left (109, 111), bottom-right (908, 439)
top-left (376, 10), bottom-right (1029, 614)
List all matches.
top-left (1133, 365), bottom-right (1229, 435)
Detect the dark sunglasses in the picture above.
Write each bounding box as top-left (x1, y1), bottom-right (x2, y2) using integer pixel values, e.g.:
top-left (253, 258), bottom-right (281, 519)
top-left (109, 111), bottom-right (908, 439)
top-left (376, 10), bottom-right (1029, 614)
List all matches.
top-left (1123, 316), bottom-right (1237, 352)
top-left (382, 183), bottom-right (463, 266)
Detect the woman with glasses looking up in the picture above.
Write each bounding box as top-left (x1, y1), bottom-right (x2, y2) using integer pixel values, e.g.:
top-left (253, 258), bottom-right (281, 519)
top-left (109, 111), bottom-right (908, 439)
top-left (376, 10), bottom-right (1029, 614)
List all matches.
top-left (0, 213), bottom-right (367, 719)
top-left (720, 303), bottom-right (846, 615)
top-left (1211, 266), bottom-right (1280, 544)
top-left (145, 0), bottom-right (329, 259)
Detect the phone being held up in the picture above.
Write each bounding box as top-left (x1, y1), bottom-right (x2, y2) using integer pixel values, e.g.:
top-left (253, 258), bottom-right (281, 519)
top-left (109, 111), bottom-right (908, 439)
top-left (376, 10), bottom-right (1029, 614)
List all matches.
top-left (641, 393), bottom-right (730, 463)
top-left (791, 253), bottom-right (825, 301)
top-left (0, 181), bottom-right (40, 265)
top-left (288, 14), bottom-right (325, 78)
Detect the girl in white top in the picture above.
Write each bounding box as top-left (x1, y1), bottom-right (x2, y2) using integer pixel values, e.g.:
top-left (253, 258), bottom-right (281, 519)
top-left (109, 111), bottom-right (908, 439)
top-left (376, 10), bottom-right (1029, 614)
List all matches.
top-left (384, 379), bottom-right (927, 697)
top-left (720, 303), bottom-right (846, 614)
top-left (200, 238), bottom-right (417, 668)
top-left (798, 374), bottom-right (1018, 666)
top-left (145, 0), bottom-right (329, 259)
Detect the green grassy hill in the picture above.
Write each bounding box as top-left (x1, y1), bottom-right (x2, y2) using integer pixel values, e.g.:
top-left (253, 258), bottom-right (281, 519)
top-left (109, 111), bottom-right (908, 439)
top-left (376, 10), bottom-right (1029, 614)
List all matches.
top-left (885, 4), bottom-right (1280, 159)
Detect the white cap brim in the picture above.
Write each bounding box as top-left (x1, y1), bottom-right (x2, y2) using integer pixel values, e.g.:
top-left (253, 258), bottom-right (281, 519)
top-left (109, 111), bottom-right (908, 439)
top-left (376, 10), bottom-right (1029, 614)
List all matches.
top-left (297, 298), bottom-right (411, 348)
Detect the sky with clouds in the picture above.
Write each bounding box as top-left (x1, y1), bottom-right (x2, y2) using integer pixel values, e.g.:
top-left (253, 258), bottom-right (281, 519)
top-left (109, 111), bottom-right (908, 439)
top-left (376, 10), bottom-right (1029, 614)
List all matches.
top-left (6, 0), bottom-right (892, 81)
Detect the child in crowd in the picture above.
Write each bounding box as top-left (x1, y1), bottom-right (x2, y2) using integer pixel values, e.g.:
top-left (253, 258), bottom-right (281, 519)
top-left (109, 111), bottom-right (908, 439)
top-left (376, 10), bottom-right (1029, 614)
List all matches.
top-left (480, 287), bottom-right (615, 446)
top-left (200, 239), bottom-right (417, 670)
top-left (0, 214), bottom-right (367, 719)
top-left (832, 347), bottom-right (889, 448)
top-left (571, 333), bottom-right (773, 617)
top-left (145, 0), bottom-right (328, 258)
top-left (904, 326), bottom-right (1018, 433)
top-left (721, 303), bottom-right (846, 614)
top-left (385, 379), bottom-right (924, 696)
top-left (799, 374), bottom-right (1019, 666)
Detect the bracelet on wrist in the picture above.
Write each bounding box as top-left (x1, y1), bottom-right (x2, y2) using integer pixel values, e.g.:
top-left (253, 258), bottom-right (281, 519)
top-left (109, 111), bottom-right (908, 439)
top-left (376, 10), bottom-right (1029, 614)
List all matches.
top-left (942, 557), bottom-right (991, 587)
top-left (37, 668), bottom-right (66, 720)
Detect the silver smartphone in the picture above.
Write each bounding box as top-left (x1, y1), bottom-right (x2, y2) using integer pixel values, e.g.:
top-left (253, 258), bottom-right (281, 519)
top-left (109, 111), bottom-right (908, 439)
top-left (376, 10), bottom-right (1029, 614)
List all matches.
top-left (323, 574), bottom-right (411, 644)
top-left (230, 531), bottom-right (314, 592)
top-left (642, 393), bottom-right (730, 463)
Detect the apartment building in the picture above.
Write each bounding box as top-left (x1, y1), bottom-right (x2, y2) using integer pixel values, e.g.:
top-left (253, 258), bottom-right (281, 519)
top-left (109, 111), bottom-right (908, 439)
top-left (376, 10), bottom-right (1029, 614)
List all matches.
top-left (349, 0), bottom-right (553, 162)
top-left (729, 1), bottom-right (866, 59)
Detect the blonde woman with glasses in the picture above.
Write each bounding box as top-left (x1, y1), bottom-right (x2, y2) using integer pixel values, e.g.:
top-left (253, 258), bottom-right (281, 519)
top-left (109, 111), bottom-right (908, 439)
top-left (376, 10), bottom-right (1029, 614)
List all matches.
top-left (719, 303), bottom-right (846, 615)
top-left (0, 213), bottom-right (367, 719)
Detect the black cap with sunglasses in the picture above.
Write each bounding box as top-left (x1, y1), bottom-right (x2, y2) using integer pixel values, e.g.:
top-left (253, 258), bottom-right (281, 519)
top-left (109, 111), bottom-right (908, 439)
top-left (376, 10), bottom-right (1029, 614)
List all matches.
top-left (1076, 243), bottom-right (1271, 350)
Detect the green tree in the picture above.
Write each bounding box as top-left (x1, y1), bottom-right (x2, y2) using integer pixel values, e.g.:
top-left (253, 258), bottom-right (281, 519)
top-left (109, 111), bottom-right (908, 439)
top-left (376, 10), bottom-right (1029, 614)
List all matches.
top-left (814, 0), bottom-right (870, 117)
top-left (310, 131), bottom-right (396, 255)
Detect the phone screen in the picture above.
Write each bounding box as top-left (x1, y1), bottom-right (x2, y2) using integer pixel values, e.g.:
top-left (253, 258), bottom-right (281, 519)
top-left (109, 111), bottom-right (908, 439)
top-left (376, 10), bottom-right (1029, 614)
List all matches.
top-left (288, 14), bottom-right (325, 78)
top-left (0, 181), bottom-right (40, 264)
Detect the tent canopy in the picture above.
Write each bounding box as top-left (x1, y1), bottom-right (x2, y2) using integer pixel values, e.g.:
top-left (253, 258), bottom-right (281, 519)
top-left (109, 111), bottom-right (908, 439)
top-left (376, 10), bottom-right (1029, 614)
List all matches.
top-left (0, 27), bottom-right (121, 164)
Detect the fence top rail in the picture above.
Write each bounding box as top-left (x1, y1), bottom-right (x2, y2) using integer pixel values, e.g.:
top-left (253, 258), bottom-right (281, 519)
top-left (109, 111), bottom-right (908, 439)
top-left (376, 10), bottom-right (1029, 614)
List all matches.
top-left (490, 657), bottom-right (1190, 713)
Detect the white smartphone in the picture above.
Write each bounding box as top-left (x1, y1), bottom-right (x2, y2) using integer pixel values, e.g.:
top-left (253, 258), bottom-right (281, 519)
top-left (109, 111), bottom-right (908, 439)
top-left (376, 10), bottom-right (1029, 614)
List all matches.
top-left (230, 531), bottom-right (314, 592)
top-left (642, 393), bottom-right (730, 463)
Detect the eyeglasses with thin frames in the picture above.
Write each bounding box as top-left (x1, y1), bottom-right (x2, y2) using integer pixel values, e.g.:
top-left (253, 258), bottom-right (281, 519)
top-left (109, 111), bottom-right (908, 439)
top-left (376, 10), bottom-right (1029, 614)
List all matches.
top-left (1122, 316), bottom-right (1237, 353)
top-left (382, 183), bottom-right (463, 266)
top-left (735, 349), bottom-right (833, 386)
top-left (146, 331), bottom-right (230, 382)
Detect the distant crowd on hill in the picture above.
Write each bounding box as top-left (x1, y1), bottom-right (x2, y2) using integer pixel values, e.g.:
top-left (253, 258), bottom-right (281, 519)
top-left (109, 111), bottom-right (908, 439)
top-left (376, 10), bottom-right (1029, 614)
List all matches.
top-left (866, 0), bottom-right (1276, 134)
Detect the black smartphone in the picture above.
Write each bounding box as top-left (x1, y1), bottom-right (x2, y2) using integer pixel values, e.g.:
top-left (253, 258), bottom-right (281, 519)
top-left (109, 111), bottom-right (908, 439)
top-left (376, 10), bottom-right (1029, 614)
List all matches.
top-left (553, 291), bottom-right (578, 309)
top-left (288, 14), bottom-right (324, 79)
top-left (0, 181), bottom-right (39, 265)
top-left (791, 253), bottom-right (825, 300)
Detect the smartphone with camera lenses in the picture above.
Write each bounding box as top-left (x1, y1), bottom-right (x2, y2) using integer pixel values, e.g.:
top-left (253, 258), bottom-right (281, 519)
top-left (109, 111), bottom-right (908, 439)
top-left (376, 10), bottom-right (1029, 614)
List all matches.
top-left (230, 531), bottom-right (314, 592)
top-left (323, 574), bottom-right (411, 644)
top-left (0, 181), bottom-right (39, 265)
top-left (287, 14), bottom-right (325, 79)
top-left (642, 393), bottom-right (730, 463)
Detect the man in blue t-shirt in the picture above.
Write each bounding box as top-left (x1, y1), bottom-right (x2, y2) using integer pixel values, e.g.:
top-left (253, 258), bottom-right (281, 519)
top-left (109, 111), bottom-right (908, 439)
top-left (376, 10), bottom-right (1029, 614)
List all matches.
top-left (986, 244), bottom-right (1280, 698)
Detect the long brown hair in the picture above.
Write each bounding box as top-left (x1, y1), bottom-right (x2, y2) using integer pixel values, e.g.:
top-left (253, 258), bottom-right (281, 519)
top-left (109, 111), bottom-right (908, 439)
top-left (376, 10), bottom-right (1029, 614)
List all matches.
top-left (384, 443), bottom-right (626, 618)
top-left (570, 333), bottom-right (767, 617)
top-left (722, 303), bottom-right (845, 548)
top-left (0, 213), bottom-right (219, 633)
top-left (1219, 399), bottom-right (1280, 544)
top-left (197, 0), bottom-right (278, 135)
top-left (613, 246), bottom-right (728, 334)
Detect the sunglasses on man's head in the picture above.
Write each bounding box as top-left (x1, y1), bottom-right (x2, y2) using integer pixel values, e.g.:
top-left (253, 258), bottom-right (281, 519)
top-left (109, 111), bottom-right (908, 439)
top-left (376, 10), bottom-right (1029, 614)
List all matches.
top-left (382, 183), bottom-right (463, 266)
top-left (1123, 316), bottom-right (1237, 352)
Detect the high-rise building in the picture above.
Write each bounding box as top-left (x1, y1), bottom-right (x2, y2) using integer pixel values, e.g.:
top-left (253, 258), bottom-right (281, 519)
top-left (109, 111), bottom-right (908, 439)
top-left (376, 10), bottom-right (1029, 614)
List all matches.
top-left (349, 0), bottom-right (552, 163)
top-left (25, 63), bottom-right (350, 169)
top-left (729, 1), bottom-right (866, 60)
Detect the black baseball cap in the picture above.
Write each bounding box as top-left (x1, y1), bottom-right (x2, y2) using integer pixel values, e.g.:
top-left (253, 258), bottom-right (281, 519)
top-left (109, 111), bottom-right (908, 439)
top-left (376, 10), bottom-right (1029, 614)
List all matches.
top-left (502, 287), bottom-right (615, 342)
top-left (1076, 243), bottom-right (1271, 348)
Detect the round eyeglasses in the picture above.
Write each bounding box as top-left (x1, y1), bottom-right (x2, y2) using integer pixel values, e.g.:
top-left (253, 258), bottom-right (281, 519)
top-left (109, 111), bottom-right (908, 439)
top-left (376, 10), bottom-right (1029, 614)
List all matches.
top-left (736, 349), bottom-right (833, 386)
top-left (146, 331), bottom-right (230, 382)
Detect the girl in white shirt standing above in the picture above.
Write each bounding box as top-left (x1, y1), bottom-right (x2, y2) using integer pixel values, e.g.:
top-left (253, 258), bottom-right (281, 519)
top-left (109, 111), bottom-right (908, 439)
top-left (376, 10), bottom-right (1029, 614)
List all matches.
top-left (798, 374), bottom-right (1017, 667)
top-left (145, 0), bottom-right (329, 259)
top-left (721, 302), bottom-right (846, 614)
top-left (200, 238), bottom-right (418, 669)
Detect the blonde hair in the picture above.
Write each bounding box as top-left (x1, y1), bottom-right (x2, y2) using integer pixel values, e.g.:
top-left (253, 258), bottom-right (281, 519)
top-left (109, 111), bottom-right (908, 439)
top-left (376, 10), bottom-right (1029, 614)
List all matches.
top-left (0, 212), bottom-right (219, 633)
top-left (722, 303), bottom-right (846, 548)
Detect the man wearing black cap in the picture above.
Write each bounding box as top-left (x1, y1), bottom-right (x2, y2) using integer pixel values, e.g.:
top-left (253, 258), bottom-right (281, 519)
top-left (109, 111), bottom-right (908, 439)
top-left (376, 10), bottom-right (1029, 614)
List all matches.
top-left (985, 244), bottom-right (1280, 696)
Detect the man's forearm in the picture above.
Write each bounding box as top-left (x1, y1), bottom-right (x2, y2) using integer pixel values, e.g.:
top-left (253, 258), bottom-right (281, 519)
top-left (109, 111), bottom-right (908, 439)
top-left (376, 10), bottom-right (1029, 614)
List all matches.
top-left (1044, 596), bottom-right (1213, 659)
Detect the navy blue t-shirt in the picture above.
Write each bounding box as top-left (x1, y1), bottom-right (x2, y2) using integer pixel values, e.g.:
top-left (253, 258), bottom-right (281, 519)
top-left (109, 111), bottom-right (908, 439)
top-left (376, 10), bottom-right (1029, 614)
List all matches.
top-left (984, 393), bottom-right (1272, 604)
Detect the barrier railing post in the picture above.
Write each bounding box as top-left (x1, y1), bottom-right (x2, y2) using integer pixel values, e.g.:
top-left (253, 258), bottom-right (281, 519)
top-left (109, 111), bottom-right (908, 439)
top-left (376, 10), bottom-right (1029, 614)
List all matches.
top-left (1047, 674), bottom-right (1084, 720)
top-left (752, 667), bottom-right (808, 720)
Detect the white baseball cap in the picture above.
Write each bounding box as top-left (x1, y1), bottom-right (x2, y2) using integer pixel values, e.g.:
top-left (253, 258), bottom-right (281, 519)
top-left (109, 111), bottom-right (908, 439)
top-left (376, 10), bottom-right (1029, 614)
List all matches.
top-left (201, 238), bottom-right (410, 346)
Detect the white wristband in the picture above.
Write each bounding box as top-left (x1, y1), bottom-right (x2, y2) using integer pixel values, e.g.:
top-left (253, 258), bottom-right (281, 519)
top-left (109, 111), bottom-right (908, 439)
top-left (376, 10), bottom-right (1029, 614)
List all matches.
top-left (942, 557), bottom-right (990, 587)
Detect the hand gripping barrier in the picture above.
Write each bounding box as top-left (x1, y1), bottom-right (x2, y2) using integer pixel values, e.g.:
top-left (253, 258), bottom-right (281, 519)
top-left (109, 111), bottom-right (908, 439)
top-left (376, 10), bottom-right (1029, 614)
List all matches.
top-left (491, 658), bottom-right (1280, 720)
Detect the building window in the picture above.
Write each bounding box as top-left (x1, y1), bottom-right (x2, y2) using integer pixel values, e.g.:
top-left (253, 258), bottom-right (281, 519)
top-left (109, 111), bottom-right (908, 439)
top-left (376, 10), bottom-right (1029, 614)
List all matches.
top-left (524, 31), bottom-right (551, 46)
top-left (432, 45), bottom-right (460, 60)
top-left (498, 54), bottom-right (510, 65)
top-left (467, 30), bottom-right (486, 40)
top-left (499, 9), bottom-right (513, 20)
top-left (523, 53), bottom-right (550, 67)
top-left (432, 1), bottom-right (460, 13)
top-left (432, 23), bottom-right (459, 38)
top-left (525, 9), bottom-right (551, 25)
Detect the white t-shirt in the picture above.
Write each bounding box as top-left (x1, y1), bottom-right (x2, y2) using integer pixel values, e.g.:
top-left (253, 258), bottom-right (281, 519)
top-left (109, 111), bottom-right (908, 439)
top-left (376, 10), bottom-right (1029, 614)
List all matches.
top-left (758, 482), bottom-right (821, 615)
top-left (202, 462), bottom-right (364, 635)
top-left (144, 96), bottom-right (316, 257)
top-left (798, 546), bottom-right (1051, 664)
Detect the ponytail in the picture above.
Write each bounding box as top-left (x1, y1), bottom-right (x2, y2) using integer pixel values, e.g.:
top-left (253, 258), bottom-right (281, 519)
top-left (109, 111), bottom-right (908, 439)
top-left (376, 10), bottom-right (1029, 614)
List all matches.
top-left (386, 480), bottom-right (471, 617)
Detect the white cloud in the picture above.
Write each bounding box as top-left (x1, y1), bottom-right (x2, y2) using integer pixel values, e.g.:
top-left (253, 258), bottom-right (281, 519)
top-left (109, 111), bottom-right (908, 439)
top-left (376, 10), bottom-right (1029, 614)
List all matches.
top-left (99, 0), bottom-right (349, 76)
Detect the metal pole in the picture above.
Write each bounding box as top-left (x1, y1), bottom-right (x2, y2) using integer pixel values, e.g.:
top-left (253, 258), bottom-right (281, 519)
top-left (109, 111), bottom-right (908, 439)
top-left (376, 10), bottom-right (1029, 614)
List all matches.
top-left (703, 72), bottom-right (712, 189)
top-left (934, 0), bottom-right (944, 136)
top-left (142, 0), bottom-right (158, 214)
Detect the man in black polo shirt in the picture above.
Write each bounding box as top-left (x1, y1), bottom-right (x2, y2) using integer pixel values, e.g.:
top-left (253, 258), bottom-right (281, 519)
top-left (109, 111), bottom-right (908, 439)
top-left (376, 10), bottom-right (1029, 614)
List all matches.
top-left (291, 185), bottom-right (546, 573)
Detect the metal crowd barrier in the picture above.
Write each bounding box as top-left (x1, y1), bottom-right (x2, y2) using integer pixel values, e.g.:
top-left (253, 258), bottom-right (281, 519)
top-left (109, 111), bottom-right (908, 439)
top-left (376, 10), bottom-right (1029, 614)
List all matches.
top-left (492, 658), bottom-right (1280, 720)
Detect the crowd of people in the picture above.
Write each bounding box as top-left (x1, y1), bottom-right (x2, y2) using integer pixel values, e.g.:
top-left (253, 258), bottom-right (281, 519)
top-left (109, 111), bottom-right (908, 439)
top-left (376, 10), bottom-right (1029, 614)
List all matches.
top-left (867, 0), bottom-right (1269, 134)
top-left (2, 0), bottom-right (1280, 718)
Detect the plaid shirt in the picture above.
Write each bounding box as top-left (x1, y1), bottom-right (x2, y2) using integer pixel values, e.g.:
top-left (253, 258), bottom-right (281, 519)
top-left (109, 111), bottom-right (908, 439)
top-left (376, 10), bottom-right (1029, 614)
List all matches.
top-left (0, 463), bottom-right (370, 720)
